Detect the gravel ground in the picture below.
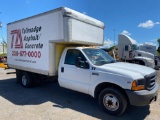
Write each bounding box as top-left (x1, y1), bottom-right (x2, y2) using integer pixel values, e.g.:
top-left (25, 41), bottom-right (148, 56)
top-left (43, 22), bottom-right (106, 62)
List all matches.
top-left (0, 68), bottom-right (160, 120)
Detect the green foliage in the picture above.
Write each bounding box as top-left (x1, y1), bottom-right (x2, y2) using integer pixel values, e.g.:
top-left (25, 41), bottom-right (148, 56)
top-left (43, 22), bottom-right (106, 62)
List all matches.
top-left (0, 53), bottom-right (7, 57)
top-left (157, 51), bottom-right (160, 56)
top-left (109, 46), bottom-right (115, 51)
top-left (109, 45), bottom-right (118, 51)
top-left (157, 38), bottom-right (160, 53)
top-left (157, 48), bottom-right (160, 53)
top-left (4, 43), bottom-right (7, 49)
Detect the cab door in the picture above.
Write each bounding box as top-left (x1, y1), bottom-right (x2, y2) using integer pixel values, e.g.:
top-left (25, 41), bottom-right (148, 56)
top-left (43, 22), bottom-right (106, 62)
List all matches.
top-left (58, 49), bottom-right (91, 94)
top-left (123, 45), bottom-right (132, 59)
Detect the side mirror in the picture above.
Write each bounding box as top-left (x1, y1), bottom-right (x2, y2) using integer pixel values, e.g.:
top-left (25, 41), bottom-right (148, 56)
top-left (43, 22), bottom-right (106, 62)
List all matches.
top-left (84, 61), bottom-right (90, 69)
top-left (128, 45), bottom-right (131, 51)
top-left (75, 57), bottom-right (89, 69)
top-left (75, 57), bottom-right (81, 67)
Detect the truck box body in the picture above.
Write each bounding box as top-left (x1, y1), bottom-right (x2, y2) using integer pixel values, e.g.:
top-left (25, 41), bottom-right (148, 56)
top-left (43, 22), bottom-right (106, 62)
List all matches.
top-left (7, 7), bottom-right (104, 76)
top-left (139, 44), bottom-right (156, 56)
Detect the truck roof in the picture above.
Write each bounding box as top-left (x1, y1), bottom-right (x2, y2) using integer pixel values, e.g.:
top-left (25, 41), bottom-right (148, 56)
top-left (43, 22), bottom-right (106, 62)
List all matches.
top-left (118, 34), bottom-right (137, 44)
top-left (64, 46), bottom-right (100, 50)
top-left (7, 7), bottom-right (104, 29)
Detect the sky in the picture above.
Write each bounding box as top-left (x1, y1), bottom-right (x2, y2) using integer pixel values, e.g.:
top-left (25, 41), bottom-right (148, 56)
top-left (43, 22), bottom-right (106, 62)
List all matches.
top-left (0, 0), bottom-right (160, 48)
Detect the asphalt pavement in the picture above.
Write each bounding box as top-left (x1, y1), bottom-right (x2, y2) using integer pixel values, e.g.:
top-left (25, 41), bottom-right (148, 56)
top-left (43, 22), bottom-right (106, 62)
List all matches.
top-left (0, 68), bottom-right (160, 120)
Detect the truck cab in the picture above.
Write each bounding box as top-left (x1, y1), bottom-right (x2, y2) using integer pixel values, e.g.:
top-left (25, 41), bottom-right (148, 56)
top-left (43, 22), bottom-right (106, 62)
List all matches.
top-left (118, 34), bottom-right (155, 68)
top-left (58, 47), bottom-right (158, 116)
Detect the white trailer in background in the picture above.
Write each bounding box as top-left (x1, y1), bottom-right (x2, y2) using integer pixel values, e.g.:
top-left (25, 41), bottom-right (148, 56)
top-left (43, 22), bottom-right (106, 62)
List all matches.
top-left (118, 34), bottom-right (155, 68)
top-left (139, 44), bottom-right (156, 56)
top-left (139, 44), bottom-right (160, 67)
top-left (7, 7), bottom-right (158, 116)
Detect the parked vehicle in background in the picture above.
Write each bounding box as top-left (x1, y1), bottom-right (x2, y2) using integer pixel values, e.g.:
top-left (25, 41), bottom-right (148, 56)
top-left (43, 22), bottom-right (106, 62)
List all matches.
top-left (118, 34), bottom-right (155, 68)
top-left (7, 7), bottom-right (158, 116)
top-left (139, 44), bottom-right (156, 56)
top-left (139, 44), bottom-right (160, 67)
top-left (0, 55), bottom-right (8, 68)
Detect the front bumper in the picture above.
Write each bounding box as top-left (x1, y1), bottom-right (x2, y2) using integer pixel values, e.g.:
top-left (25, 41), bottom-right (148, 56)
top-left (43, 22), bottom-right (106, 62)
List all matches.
top-left (125, 83), bottom-right (159, 106)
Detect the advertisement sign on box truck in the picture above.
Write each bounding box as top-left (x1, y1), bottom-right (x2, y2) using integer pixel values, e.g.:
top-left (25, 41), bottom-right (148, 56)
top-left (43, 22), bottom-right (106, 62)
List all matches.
top-left (7, 7), bottom-right (158, 116)
top-left (7, 10), bottom-right (63, 75)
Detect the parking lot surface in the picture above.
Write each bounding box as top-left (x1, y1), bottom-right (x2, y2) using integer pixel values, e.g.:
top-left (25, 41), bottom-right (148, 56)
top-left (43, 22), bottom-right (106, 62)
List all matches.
top-left (0, 68), bottom-right (160, 120)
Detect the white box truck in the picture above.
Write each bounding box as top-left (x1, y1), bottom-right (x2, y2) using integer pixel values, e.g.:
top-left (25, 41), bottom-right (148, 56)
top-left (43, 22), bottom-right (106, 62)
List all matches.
top-left (7, 7), bottom-right (158, 116)
top-left (118, 34), bottom-right (155, 68)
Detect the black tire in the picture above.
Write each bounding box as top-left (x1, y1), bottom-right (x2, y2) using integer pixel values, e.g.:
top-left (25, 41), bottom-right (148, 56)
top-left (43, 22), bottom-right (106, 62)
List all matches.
top-left (21, 72), bottom-right (33, 88)
top-left (16, 69), bottom-right (21, 84)
top-left (135, 60), bottom-right (140, 64)
top-left (139, 61), bottom-right (145, 65)
top-left (99, 88), bottom-right (127, 116)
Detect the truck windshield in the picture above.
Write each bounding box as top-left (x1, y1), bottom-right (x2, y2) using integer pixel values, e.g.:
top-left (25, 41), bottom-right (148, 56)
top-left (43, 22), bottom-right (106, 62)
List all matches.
top-left (132, 44), bottom-right (139, 50)
top-left (83, 48), bottom-right (116, 66)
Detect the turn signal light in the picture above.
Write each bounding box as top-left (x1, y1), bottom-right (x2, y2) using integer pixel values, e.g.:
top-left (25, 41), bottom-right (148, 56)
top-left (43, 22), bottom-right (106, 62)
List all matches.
top-left (131, 80), bottom-right (145, 91)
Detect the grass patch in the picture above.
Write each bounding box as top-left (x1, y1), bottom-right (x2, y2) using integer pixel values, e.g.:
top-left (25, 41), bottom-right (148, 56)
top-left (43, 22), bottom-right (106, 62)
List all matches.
top-left (0, 53), bottom-right (7, 57)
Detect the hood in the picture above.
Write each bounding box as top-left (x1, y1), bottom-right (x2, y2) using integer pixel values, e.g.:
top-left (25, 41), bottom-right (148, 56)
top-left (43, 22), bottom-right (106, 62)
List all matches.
top-left (134, 50), bottom-right (154, 59)
top-left (98, 62), bottom-right (155, 79)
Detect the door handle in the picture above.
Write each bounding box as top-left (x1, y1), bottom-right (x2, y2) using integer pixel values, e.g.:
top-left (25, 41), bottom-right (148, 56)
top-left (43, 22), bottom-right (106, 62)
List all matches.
top-left (61, 67), bottom-right (64, 73)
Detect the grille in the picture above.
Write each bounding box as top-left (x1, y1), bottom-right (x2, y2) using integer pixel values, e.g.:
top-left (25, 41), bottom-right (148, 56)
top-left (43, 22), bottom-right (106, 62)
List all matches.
top-left (145, 72), bottom-right (156, 91)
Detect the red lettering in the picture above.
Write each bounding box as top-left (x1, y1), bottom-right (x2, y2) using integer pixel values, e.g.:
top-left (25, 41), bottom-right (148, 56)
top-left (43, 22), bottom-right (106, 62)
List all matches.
top-left (31, 51), bottom-right (33, 57)
top-left (28, 51), bottom-right (31, 57)
top-left (26, 51), bottom-right (41, 58)
top-left (11, 29), bottom-right (23, 49)
top-left (20, 51), bottom-right (26, 57)
top-left (12, 51), bottom-right (18, 56)
top-left (38, 51), bottom-right (41, 58)
top-left (34, 51), bottom-right (37, 58)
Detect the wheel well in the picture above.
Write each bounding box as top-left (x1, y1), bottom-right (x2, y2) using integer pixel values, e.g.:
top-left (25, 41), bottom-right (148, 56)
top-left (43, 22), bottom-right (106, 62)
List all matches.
top-left (134, 59), bottom-right (145, 65)
top-left (16, 70), bottom-right (34, 83)
top-left (139, 60), bottom-right (145, 65)
top-left (94, 82), bottom-right (129, 103)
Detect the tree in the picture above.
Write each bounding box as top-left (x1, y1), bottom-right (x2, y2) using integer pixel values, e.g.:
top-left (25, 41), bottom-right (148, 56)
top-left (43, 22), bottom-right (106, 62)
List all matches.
top-left (157, 38), bottom-right (160, 52)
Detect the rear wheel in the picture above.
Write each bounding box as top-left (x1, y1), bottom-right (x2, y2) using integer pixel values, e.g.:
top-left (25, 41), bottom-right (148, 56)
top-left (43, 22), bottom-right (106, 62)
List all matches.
top-left (99, 88), bottom-right (127, 116)
top-left (21, 72), bottom-right (33, 88)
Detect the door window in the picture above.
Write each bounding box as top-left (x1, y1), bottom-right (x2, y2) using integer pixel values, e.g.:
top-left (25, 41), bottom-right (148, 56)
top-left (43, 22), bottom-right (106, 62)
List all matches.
top-left (125, 45), bottom-right (128, 51)
top-left (64, 49), bottom-right (86, 65)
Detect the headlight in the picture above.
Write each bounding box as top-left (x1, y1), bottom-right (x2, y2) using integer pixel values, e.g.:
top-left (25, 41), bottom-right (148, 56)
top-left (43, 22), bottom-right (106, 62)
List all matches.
top-left (131, 79), bottom-right (145, 91)
top-left (147, 59), bottom-right (154, 63)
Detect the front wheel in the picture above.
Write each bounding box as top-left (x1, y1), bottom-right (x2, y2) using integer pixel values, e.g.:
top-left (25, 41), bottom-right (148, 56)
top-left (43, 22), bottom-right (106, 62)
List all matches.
top-left (99, 88), bottom-right (127, 116)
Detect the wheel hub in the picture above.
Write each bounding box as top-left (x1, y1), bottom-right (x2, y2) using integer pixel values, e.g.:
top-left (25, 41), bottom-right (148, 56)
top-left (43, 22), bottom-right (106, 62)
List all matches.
top-left (22, 75), bottom-right (27, 86)
top-left (103, 94), bottom-right (119, 111)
